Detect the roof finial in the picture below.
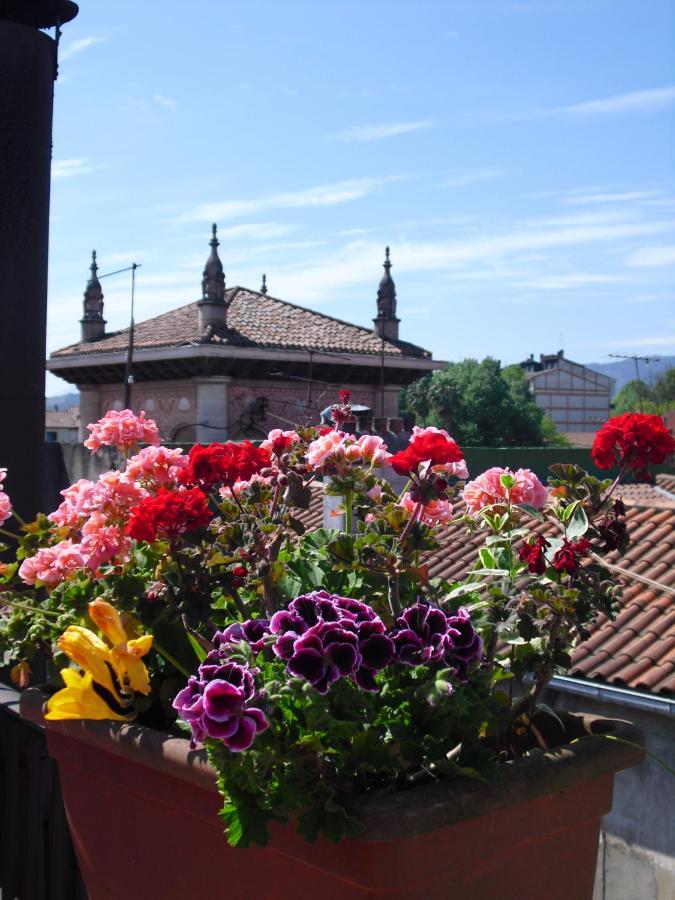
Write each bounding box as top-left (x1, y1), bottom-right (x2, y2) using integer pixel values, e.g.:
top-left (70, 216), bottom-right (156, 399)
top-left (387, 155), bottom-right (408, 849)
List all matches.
top-left (260, 273), bottom-right (268, 295)
top-left (80, 248), bottom-right (106, 341)
top-left (374, 245), bottom-right (399, 341)
top-left (201, 222), bottom-right (226, 304)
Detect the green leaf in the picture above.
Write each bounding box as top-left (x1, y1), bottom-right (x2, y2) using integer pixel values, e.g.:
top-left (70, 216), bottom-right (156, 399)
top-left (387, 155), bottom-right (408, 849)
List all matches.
top-left (187, 632), bottom-right (207, 663)
top-left (566, 503), bottom-right (589, 540)
top-left (479, 548), bottom-right (495, 569)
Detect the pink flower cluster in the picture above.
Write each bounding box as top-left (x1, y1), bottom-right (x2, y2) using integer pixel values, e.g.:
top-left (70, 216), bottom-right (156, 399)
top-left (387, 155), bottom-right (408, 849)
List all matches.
top-left (19, 411), bottom-right (178, 588)
top-left (306, 432), bottom-right (391, 470)
top-left (19, 540), bottom-right (88, 587)
top-left (462, 467), bottom-right (548, 515)
top-left (0, 468), bottom-right (11, 526)
top-left (124, 446), bottom-right (190, 487)
top-left (397, 492), bottom-right (454, 526)
top-left (84, 409), bottom-right (160, 454)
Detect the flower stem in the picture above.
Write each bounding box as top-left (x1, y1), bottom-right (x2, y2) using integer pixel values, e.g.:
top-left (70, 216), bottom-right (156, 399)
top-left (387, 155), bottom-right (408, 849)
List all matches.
top-left (387, 575), bottom-right (402, 618)
top-left (153, 640), bottom-right (192, 678)
top-left (229, 586), bottom-right (248, 619)
top-left (0, 597), bottom-right (60, 618)
top-left (344, 488), bottom-right (353, 533)
top-left (0, 527), bottom-right (18, 541)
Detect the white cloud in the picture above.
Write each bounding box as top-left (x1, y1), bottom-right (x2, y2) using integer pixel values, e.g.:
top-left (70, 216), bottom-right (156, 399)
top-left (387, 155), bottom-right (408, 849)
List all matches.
top-left (605, 335), bottom-right (675, 349)
top-left (561, 86), bottom-right (675, 117)
top-left (333, 120), bottom-right (433, 143)
top-left (511, 273), bottom-right (626, 290)
top-left (443, 168), bottom-right (504, 188)
top-left (177, 175), bottom-right (408, 222)
top-left (59, 37), bottom-right (106, 62)
top-left (153, 94), bottom-right (176, 108)
top-left (216, 223), bottom-right (299, 241)
top-left (51, 158), bottom-right (93, 178)
top-left (562, 189), bottom-right (663, 206)
top-left (254, 215), bottom-right (675, 303)
top-left (502, 86), bottom-right (675, 122)
top-left (625, 245), bottom-right (675, 267)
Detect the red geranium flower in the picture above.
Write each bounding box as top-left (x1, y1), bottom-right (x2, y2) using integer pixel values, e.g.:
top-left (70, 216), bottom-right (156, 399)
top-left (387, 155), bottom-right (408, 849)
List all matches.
top-left (592, 413), bottom-right (675, 480)
top-left (551, 538), bottom-right (590, 576)
top-left (126, 488), bottom-right (212, 543)
top-left (518, 535), bottom-right (550, 575)
top-left (390, 433), bottom-right (464, 477)
top-left (183, 442), bottom-right (271, 489)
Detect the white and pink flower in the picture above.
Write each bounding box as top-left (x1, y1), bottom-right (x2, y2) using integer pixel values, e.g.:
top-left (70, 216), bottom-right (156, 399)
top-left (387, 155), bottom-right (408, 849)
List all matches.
top-left (356, 434), bottom-right (391, 467)
top-left (306, 432), bottom-right (353, 468)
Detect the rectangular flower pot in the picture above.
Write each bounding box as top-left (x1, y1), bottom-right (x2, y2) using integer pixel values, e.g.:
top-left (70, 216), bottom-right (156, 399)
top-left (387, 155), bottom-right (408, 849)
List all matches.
top-left (20, 688), bottom-right (644, 900)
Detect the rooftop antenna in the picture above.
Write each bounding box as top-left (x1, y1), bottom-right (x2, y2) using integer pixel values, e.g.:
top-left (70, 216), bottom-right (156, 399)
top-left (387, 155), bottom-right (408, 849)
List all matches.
top-left (99, 262), bottom-right (142, 409)
top-left (608, 352), bottom-right (660, 412)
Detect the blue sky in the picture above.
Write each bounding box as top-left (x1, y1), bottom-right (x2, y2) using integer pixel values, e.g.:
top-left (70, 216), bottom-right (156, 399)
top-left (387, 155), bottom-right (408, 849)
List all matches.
top-left (46, 0), bottom-right (675, 395)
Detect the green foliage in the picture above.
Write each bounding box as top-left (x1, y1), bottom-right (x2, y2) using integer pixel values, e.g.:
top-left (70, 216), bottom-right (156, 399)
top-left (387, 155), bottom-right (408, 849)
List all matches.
top-left (612, 379), bottom-right (659, 414)
top-left (401, 358), bottom-right (564, 446)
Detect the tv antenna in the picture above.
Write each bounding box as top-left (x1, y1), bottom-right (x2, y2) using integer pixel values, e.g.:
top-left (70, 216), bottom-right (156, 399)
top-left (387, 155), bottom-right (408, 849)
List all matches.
top-left (608, 352), bottom-right (660, 412)
top-left (99, 262), bottom-right (142, 409)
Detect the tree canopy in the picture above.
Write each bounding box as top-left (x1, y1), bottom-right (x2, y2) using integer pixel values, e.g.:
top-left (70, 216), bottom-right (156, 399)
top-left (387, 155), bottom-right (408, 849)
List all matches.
top-left (401, 357), bottom-right (567, 447)
top-left (612, 369), bottom-right (675, 414)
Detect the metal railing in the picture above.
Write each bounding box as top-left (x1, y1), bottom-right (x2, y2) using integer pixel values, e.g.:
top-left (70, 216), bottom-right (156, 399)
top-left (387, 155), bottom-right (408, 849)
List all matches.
top-left (0, 683), bottom-right (86, 900)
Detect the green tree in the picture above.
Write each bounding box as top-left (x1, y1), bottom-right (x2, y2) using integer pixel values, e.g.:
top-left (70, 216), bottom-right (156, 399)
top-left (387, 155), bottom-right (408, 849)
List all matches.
top-left (654, 368), bottom-right (675, 411)
top-left (612, 379), bottom-right (658, 414)
top-left (401, 358), bottom-right (566, 446)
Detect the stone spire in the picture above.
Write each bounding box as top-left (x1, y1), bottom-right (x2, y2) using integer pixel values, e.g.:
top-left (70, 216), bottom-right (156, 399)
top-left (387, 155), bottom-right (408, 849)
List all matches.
top-left (80, 250), bottom-right (106, 342)
top-left (198, 223), bottom-right (228, 332)
top-left (373, 246), bottom-right (400, 341)
top-left (260, 273), bottom-right (268, 295)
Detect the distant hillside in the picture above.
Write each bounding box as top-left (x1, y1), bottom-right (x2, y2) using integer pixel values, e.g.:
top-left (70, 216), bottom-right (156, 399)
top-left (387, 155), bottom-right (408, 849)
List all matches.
top-left (45, 392), bottom-right (79, 410)
top-left (586, 357), bottom-right (675, 397)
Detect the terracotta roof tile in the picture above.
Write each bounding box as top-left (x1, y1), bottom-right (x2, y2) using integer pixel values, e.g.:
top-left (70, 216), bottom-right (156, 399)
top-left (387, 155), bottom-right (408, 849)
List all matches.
top-left (51, 289), bottom-right (431, 361)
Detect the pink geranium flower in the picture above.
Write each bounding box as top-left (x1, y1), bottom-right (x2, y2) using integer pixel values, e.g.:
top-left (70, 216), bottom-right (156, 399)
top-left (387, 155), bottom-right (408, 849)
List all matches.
top-left (306, 432), bottom-right (352, 468)
top-left (84, 409), bottom-right (160, 454)
top-left (356, 434), bottom-right (391, 466)
top-left (124, 446), bottom-right (190, 488)
top-left (0, 468), bottom-right (11, 526)
top-left (397, 492), bottom-right (454, 526)
top-left (18, 541), bottom-right (87, 587)
top-left (462, 467), bottom-right (548, 515)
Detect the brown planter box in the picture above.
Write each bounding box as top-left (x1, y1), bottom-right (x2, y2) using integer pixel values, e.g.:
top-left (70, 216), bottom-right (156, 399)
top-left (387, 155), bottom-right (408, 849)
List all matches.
top-left (20, 688), bottom-right (645, 900)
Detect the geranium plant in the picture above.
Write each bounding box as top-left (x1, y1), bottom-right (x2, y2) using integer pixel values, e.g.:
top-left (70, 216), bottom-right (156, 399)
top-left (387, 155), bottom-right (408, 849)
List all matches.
top-left (0, 400), bottom-right (673, 846)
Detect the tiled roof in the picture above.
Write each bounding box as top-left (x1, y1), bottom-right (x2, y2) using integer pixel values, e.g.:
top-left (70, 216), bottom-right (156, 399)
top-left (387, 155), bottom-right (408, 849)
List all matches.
top-left (51, 289), bottom-right (431, 361)
top-left (297, 479), bottom-right (675, 697)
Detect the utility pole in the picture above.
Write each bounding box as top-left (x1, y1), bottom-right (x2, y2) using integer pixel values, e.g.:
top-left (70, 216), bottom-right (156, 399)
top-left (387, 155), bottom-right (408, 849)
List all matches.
top-left (609, 353), bottom-right (660, 413)
top-left (98, 262), bottom-right (141, 410)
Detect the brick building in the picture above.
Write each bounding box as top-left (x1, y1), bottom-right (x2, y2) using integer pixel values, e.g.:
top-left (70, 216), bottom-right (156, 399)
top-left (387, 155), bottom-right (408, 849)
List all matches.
top-left (47, 230), bottom-right (443, 442)
top-left (520, 350), bottom-right (615, 436)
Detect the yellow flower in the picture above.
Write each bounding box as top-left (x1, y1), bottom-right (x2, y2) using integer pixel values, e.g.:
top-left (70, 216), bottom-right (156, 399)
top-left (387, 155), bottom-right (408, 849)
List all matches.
top-left (57, 626), bottom-right (117, 697)
top-left (45, 669), bottom-right (134, 721)
top-left (47, 600), bottom-right (153, 722)
top-left (88, 598), bottom-right (127, 645)
top-left (111, 635), bottom-right (153, 694)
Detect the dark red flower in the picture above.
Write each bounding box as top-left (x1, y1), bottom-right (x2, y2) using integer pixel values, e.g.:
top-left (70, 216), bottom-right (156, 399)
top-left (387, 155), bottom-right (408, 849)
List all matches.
top-left (183, 442), bottom-right (271, 489)
top-left (125, 487), bottom-right (212, 542)
top-left (339, 389), bottom-right (351, 405)
top-left (389, 433), bottom-right (464, 477)
top-left (270, 435), bottom-right (293, 457)
top-left (518, 535), bottom-right (550, 574)
top-left (551, 538), bottom-right (591, 576)
top-left (592, 413), bottom-right (675, 478)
